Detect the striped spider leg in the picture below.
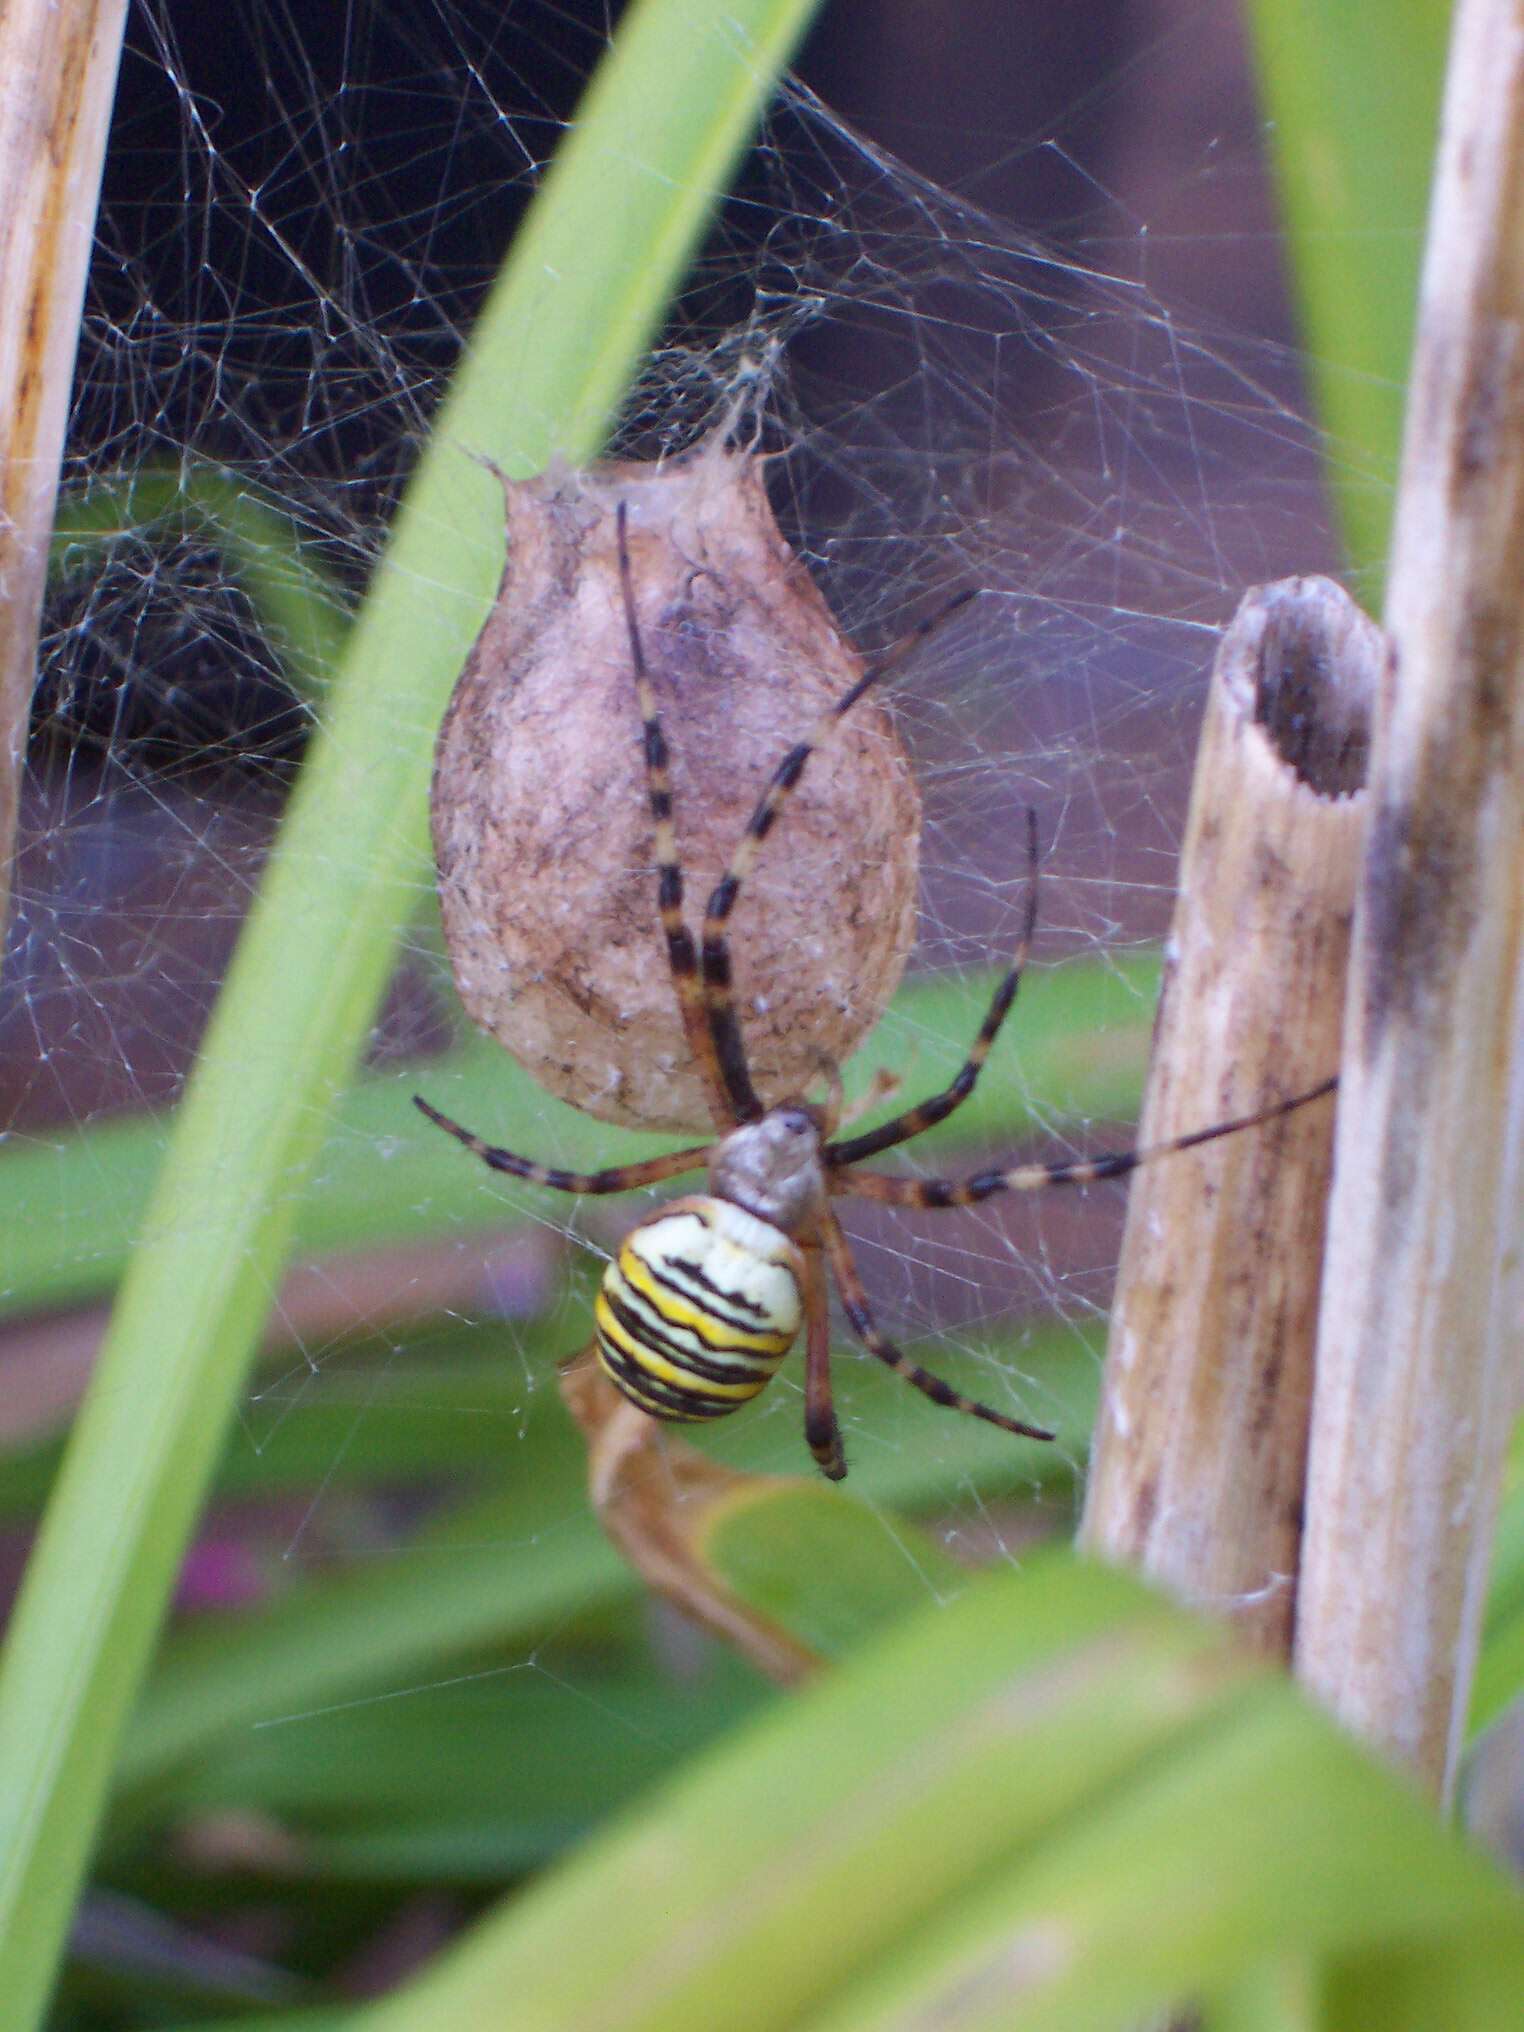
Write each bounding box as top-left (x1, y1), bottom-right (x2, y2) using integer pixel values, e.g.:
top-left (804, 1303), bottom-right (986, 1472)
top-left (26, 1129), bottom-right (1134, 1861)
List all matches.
top-left (829, 1079), bottom-right (1339, 1215)
top-left (410, 1097), bottom-right (713, 1198)
top-left (689, 576), bottom-right (975, 1129)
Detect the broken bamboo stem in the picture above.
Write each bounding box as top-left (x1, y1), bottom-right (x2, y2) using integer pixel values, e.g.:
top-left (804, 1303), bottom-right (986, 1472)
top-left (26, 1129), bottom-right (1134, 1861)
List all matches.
top-left (1082, 576), bottom-right (1375, 1658)
top-left (1293, 0), bottom-right (1524, 1802)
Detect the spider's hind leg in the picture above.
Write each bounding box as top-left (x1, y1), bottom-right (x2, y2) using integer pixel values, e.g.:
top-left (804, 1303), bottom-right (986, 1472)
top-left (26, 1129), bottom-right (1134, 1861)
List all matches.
top-left (820, 1210), bottom-right (1056, 1447)
top-left (800, 1237), bottom-right (846, 1480)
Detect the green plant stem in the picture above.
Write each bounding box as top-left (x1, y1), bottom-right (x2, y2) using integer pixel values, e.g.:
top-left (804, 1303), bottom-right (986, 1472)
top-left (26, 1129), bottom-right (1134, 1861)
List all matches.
top-left (0, 3), bottom-right (822, 2021)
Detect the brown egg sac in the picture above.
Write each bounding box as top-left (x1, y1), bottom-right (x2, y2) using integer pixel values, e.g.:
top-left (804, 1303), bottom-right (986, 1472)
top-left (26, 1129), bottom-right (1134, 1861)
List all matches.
top-left (430, 431), bottom-right (923, 1134)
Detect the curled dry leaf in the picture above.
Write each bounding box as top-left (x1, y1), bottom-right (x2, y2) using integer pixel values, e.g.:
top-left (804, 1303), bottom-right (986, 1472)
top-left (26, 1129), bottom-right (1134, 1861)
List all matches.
top-left (431, 430), bottom-right (922, 1132)
top-left (558, 1346), bottom-right (820, 1684)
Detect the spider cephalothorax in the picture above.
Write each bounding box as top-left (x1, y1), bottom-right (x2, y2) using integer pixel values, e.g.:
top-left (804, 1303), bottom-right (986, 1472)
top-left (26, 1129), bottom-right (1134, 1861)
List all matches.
top-left (417, 498), bottom-right (1332, 1480)
top-left (708, 1105), bottom-right (827, 1231)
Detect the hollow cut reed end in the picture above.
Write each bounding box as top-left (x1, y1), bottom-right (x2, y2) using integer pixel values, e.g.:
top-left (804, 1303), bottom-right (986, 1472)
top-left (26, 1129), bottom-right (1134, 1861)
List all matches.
top-left (1081, 575), bottom-right (1378, 1658)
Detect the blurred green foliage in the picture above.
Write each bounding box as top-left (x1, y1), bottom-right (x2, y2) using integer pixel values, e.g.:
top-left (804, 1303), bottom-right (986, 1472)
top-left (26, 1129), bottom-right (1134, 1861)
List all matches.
top-left (1244, 0), bottom-right (1450, 587)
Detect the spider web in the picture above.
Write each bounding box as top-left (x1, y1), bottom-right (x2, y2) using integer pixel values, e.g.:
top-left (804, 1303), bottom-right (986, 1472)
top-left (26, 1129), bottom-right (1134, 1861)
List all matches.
top-left (4, 3), bottom-right (1347, 1712)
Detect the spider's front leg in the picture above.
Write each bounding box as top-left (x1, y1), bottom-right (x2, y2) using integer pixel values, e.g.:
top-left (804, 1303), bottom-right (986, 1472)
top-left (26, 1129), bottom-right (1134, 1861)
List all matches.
top-left (834, 1076), bottom-right (1339, 1211)
top-left (691, 588), bottom-right (982, 1136)
top-left (412, 1094), bottom-right (712, 1194)
top-left (616, 500), bottom-right (758, 1130)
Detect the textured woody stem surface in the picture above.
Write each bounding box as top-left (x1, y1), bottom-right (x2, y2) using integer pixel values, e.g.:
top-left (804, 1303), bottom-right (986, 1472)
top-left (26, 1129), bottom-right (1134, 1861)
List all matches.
top-left (1082, 576), bottom-right (1373, 1657)
top-left (1294, 0), bottom-right (1524, 1800)
top-left (0, 2), bottom-right (129, 945)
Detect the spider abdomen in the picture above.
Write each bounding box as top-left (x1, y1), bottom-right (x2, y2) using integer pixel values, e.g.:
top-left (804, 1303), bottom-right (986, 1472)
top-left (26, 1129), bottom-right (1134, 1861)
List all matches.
top-left (594, 1196), bottom-right (804, 1423)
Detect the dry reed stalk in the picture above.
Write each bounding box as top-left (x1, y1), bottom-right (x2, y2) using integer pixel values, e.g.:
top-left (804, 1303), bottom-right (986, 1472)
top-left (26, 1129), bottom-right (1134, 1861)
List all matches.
top-left (0, 2), bottom-right (128, 941)
top-left (1081, 577), bottom-right (1374, 1657)
top-left (1293, 0), bottom-right (1524, 1801)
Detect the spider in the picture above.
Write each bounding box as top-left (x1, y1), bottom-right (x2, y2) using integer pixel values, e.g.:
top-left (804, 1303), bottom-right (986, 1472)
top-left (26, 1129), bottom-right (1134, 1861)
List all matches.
top-left (417, 503), bottom-right (1333, 1481)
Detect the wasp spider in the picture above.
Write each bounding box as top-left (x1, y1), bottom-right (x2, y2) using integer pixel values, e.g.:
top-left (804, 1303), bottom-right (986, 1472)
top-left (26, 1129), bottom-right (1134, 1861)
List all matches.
top-left (417, 504), bottom-right (1333, 1480)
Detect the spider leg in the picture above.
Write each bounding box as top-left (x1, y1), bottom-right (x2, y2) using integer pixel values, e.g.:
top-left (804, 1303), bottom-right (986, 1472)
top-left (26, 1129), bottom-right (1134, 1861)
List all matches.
top-left (413, 1095), bottom-right (711, 1193)
top-left (698, 588), bottom-right (979, 1111)
top-left (616, 500), bottom-right (753, 1129)
top-left (819, 1209), bottom-right (1055, 1444)
top-left (827, 809), bottom-right (1039, 1167)
top-left (833, 1076), bottom-right (1339, 1208)
top-left (800, 1235), bottom-right (846, 1479)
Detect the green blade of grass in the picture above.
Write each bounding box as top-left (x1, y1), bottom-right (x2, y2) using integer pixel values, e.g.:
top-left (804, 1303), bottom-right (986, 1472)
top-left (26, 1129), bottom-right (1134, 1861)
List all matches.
top-left (0, 3), bottom-right (824, 2022)
top-left (1198, 1959), bottom-right (1321, 2032)
top-left (350, 1555), bottom-right (1523, 2032)
top-left (150, 1657), bottom-right (773, 1883)
top-left (807, 1680), bottom-right (1523, 2032)
top-left (166, 2018), bottom-right (346, 2032)
top-left (1321, 1944), bottom-right (1524, 2032)
top-left (1468, 1417), bottom-right (1524, 1738)
top-left (110, 1441), bottom-right (617, 1802)
top-left (344, 1557), bottom-right (1247, 2032)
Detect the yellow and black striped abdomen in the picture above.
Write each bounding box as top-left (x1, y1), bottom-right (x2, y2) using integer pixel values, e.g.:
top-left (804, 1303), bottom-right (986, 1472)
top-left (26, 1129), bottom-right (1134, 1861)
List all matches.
top-left (595, 1196), bottom-right (805, 1423)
